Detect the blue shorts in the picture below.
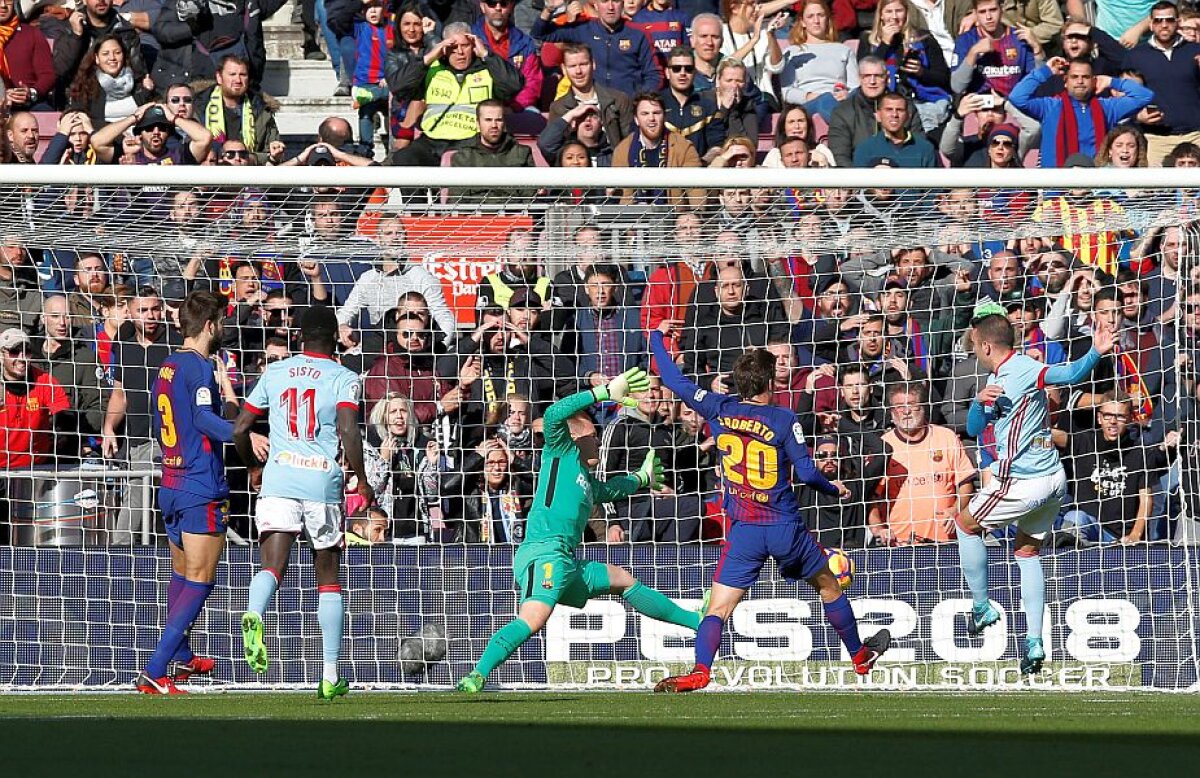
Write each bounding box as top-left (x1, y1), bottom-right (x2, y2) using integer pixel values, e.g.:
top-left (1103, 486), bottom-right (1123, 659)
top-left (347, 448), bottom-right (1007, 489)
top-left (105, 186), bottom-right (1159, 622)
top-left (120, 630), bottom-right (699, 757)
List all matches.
top-left (715, 521), bottom-right (826, 589)
top-left (160, 489), bottom-right (229, 547)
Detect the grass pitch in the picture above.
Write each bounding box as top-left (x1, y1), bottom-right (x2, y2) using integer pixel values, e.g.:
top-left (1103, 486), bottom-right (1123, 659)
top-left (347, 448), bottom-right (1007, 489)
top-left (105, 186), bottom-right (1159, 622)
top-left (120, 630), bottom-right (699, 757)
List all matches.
top-left (2, 691), bottom-right (1197, 776)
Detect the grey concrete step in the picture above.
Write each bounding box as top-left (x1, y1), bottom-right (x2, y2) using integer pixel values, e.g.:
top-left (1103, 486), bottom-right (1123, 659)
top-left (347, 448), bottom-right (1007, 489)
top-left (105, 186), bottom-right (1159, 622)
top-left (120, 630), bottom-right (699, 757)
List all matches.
top-left (262, 59), bottom-right (340, 98)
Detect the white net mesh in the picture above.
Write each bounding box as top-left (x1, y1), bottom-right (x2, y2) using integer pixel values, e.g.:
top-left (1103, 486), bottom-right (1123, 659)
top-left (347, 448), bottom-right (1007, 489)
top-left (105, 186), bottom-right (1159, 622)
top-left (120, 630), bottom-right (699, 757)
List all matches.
top-left (0, 167), bottom-right (1197, 691)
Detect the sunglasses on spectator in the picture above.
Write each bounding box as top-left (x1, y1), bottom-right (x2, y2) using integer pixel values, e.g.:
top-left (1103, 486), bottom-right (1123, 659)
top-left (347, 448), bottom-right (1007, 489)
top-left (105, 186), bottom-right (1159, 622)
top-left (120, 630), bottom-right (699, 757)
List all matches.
top-left (3, 346), bottom-right (28, 356)
top-left (990, 138), bottom-right (1014, 148)
top-left (399, 330), bottom-right (427, 339)
top-left (1152, 16), bottom-right (1177, 24)
top-left (482, 0), bottom-right (513, 5)
top-left (168, 96), bottom-right (194, 104)
top-left (1064, 32), bottom-right (1091, 41)
top-left (223, 149), bottom-right (250, 159)
top-left (813, 450), bottom-right (838, 460)
top-left (1042, 262), bottom-right (1067, 270)
top-left (668, 64), bottom-right (696, 73)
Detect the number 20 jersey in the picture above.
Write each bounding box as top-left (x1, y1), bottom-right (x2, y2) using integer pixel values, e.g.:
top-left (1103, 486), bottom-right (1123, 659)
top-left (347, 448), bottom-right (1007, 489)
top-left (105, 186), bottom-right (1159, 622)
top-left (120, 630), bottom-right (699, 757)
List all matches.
top-left (245, 352), bottom-right (361, 504)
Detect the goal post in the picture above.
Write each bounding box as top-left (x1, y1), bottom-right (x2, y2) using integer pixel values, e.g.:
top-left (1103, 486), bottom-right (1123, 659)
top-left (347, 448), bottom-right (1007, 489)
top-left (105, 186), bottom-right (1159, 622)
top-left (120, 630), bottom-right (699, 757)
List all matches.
top-left (0, 165), bottom-right (1197, 692)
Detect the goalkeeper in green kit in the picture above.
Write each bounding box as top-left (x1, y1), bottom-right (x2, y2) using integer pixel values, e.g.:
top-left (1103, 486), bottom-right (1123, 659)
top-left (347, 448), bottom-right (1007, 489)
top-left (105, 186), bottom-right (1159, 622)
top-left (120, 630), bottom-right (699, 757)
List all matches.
top-left (456, 368), bottom-right (703, 693)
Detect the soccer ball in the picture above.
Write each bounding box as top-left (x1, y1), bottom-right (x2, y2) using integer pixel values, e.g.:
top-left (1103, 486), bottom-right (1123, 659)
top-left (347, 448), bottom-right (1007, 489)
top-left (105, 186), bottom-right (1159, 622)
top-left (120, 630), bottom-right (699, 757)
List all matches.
top-left (398, 622), bottom-right (448, 675)
top-left (824, 547), bottom-right (855, 591)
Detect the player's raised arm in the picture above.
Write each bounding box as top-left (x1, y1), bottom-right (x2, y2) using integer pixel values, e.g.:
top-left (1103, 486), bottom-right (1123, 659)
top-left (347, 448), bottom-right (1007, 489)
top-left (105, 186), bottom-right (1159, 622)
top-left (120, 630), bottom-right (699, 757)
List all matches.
top-left (650, 324), bottom-right (724, 420)
top-left (542, 367), bottom-right (651, 452)
top-left (1040, 320), bottom-right (1113, 387)
top-left (782, 417), bottom-right (844, 497)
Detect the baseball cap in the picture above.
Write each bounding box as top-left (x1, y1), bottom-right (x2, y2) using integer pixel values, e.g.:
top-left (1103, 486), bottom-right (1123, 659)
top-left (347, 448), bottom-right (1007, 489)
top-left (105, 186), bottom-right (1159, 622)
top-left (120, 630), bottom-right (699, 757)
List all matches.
top-left (883, 275), bottom-right (908, 291)
top-left (867, 156), bottom-right (898, 168)
top-left (134, 106), bottom-right (172, 133)
top-left (0, 328), bottom-right (30, 351)
top-left (1064, 152), bottom-right (1096, 168)
top-left (508, 287), bottom-right (543, 310)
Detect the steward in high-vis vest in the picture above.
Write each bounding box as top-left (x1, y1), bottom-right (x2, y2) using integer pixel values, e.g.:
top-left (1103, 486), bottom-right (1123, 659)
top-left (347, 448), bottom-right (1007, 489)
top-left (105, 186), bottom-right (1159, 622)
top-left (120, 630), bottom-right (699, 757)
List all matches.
top-left (386, 22), bottom-right (524, 166)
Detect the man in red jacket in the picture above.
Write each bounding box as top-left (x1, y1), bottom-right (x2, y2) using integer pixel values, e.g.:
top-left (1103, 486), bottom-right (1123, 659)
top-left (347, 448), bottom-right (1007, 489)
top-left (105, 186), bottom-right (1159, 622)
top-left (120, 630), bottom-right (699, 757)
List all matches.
top-left (0, 0), bottom-right (54, 111)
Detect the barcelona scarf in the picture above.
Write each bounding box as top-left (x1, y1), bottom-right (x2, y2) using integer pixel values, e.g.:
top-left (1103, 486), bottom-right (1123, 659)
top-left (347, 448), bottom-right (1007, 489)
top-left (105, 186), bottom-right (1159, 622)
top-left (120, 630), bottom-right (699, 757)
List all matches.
top-left (898, 317), bottom-right (929, 376)
top-left (1114, 344), bottom-right (1153, 423)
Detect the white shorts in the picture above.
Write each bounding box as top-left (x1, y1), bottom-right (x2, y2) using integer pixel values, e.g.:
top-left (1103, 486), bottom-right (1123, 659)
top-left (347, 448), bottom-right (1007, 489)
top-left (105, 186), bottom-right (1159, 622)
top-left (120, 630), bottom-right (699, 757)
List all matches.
top-left (967, 469), bottom-right (1067, 538)
top-left (256, 496), bottom-right (345, 550)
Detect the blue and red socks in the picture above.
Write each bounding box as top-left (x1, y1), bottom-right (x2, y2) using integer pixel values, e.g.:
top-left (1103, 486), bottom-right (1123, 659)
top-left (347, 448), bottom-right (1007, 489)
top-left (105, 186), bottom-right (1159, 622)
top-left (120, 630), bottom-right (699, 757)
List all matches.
top-left (823, 593), bottom-right (863, 655)
top-left (694, 615), bottom-right (723, 672)
top-left (167, 572), bottom-right (194, 663)
top-left (317, 584), bottom-right (345, 684)
top-left (146, 579), bottom-right (214, 679)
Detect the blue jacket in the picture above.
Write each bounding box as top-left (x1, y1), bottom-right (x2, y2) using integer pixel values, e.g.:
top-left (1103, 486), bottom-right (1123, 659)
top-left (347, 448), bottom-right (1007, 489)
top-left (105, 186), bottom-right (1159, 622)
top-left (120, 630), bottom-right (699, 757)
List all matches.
top-left (1009, 65), bottom-right (1153, 167)
top-left (531, 17), bottom-right (660, 95)
top-left (1122, 38), bottom-right (1200, 135)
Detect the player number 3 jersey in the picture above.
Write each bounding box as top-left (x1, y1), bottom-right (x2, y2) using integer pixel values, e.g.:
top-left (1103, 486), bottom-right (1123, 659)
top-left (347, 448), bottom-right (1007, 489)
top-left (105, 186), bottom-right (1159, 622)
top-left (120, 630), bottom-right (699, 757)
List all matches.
top-left (245, 352), bottom-right (361, 504)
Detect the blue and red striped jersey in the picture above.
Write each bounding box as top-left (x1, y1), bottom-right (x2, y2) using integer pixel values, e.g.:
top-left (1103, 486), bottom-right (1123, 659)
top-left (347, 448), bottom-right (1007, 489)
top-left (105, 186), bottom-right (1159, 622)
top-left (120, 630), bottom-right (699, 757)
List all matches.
top-left (152, 350), bottom-right (234, 502)
top-left (354, 18), bottom-right (393, 86)
top-left (651, 332), bottom-right (839, 525)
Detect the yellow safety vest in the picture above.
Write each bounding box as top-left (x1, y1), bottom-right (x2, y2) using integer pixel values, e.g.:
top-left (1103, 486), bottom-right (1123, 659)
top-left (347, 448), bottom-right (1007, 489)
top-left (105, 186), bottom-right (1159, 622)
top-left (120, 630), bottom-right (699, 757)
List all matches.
top-left (485, 275), bottom-right (551, 309)
top-left (421, 64), bottom-right (495, 141)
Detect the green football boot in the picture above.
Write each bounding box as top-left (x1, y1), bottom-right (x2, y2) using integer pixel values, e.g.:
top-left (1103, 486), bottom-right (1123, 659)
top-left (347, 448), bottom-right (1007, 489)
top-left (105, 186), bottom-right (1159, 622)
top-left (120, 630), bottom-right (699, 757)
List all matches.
top-left (317, 677), bottom-right (350, 701)
top-left (241, 612), bottom-right (268, 674)
top-left (456, 671), bottom-right (485, 694)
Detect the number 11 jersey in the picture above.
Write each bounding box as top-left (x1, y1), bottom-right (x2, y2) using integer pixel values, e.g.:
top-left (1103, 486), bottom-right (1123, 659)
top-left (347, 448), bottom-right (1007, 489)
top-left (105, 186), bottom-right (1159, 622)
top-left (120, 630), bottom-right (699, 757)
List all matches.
top-left (245, 351), bottom-right (361, 504)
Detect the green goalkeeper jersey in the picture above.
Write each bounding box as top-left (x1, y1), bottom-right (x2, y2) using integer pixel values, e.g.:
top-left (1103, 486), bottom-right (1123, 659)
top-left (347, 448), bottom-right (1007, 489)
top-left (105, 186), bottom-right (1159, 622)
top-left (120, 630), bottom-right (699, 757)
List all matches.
top-left (524, 389), bottom-right (641, 553)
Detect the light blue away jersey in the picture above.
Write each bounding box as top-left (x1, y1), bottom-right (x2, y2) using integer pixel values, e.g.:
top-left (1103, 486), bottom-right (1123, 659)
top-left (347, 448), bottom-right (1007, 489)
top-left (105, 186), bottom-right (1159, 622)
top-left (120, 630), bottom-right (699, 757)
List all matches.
top-left (980, 352), bottom-right (1061, 479)
top-left (246, 352), bottom-right (361, 503)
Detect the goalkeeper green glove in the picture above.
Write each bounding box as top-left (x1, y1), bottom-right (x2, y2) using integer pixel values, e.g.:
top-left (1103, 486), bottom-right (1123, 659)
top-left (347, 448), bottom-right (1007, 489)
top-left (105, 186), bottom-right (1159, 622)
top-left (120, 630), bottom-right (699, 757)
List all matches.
top-left (593, 367), bottom-right (651, 408)
top-left (634, 450), bottom-right (665, 490)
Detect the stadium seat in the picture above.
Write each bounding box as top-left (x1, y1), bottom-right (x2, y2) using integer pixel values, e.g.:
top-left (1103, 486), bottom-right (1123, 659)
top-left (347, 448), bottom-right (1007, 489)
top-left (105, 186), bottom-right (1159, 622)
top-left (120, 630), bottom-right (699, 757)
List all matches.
top-left (812, 113), bottom-right (829, 144)
top-left (520, 139), bottom-right (549, 167)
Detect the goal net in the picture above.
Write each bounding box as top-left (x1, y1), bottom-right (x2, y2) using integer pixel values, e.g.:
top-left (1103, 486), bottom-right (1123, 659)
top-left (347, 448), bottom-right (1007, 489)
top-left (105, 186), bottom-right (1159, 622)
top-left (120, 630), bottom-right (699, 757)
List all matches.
top-left (0, 165), bottom-right (1197, 692)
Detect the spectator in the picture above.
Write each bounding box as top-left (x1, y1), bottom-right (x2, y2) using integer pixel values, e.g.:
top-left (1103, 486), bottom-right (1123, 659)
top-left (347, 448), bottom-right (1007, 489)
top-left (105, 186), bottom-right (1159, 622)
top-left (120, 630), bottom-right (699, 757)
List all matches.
top-left (945, 112), bottom-right (1019, 169)
top-left (765, 0), bottom-right (859, 122)
top-left (630, 0), bottom-right (691, 70)
top-left (388, 21), bottom-right (524, 165)
top-left (836, 312), bottom-right (918, 399)
top-left (1008, 56), bottom-right (1153, 168)
top-left (46, 0), bottom-right (148, 99)
top-left (66, 251), bottom-right (110, 330)
top-left (337, 214), bottom-right (456, 345)
top-left (532, 0), bottom-right (660, 96)
top-left (878, 275), bottom-right (934, 376)
top-left (690, 12), bottom-right (725, 90)
top-left (1007, 297), bottom-right (1065, 363)
top-left (1061, 393), bottom-right (1152, 544)
top-left (612, 91), bottom-right (705, 207)
top-left (550, 225), bottom-right (627, 345)
top-left (364, 312), bottom-right (455, 422)
top-left (195, 55), bottom-right (281, 165)
top-left (363, 392), bottom-right (432, 539)
top-left (1122, 1), bottom-right (1200, 166)
top-left (458, 437), bottom-right (529, 542)
top-left (547, 43), bottom-right (634, 152)
top-left (1034, 19), bottom-right (1127, 95)
top-left (101, 288), bottom-right (182, 545)
top-left (349, 0), bottom-right (394, 146)
top-left (0, 0), bottom-right (54, 112)
top-left (681, 264), bottom-right (790, 392)
top-left (851, 90), bottom-right (939, 167)
top-left (705, 57), bottom-right (760, 147)
top-left (575, 264), bottom-right (645, 397)
top-left (827, 56), bottom-right (922, 168)
top-left (475, 228), bottom-right (551, 312)
top-left (858, 0), bottom-right (953, 132)
top-left (800, 435), bottom-right (869, 548)
top-left (871, 381), bottom-right (975, 545)
top-left (766, 339), bottom-right (806, 412)
top-left (472, 0), bottom-right (542, 112)
top-left (384, 3), bottom-right (438, 153)
top-left (90, 103), bottom-right (212, 165)
top-left (32, 295), bottom-right (105, 449)
top-left (1133, 225), bottom-right (1183, 325)
top-left (952, 0), bottom-right (1042, 98)
top-left (151, 0), bottom-right (263, 92)
top-left (0, 239), bottom-right (41, 332)
top-left (450, 99), bottom-right (535, 200)
top-left (720, 0), bottom-right (788, 98)
top-left (63, 33), bottom-right (151, 127)
top-left (660, 46), bottom-right (726, 160)
top-left (1097, 124), bottom-right (1149, 171)
top-left (539, 101), bottom-right (616, 166)
top-left (4, 111), bottom-right (38, 163)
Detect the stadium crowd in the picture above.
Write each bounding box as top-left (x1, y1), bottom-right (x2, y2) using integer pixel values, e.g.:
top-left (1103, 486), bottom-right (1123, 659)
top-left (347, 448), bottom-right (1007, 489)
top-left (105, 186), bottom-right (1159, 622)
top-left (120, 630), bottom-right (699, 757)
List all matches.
top-left (0, 0), bottom-right (1196, 549)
